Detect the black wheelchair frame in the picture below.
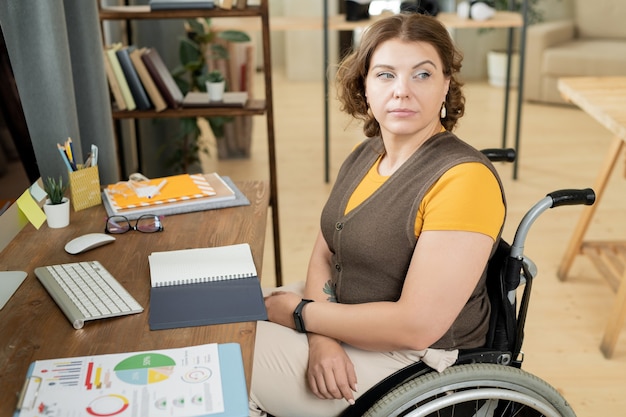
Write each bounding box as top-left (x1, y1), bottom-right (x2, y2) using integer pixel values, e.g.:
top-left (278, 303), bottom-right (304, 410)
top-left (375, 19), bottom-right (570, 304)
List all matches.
top-left (338, 149), bottom-right (595, 417)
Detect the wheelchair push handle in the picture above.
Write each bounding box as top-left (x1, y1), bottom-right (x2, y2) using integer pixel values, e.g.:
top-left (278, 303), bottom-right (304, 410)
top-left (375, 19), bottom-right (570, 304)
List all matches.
top-left (548, 188), bottom-right (596, 208)
top-left (510, 188), bottom-right (596, 259)
top-left (481, 148), bottom-right (516, 163)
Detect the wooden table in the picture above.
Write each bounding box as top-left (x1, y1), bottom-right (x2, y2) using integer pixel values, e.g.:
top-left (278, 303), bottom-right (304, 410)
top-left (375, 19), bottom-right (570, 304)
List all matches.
top-left (0, 180), bottom-right (268, 414)
top-left (557, 77), bottom-right (626, 358)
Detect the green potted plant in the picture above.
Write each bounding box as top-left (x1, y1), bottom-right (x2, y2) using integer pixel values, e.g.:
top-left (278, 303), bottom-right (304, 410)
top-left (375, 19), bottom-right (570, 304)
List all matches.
top-left (42, 176), bottom-right (70, 228)
top-left (204, 69), bottom-right (225, 101)
top-left (168, 18), bottom-right (251, 172)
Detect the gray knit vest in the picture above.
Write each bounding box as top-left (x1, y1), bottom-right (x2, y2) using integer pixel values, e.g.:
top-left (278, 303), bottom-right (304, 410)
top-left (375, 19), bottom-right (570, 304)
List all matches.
top-left (320, 132), bottom-right (506, 349)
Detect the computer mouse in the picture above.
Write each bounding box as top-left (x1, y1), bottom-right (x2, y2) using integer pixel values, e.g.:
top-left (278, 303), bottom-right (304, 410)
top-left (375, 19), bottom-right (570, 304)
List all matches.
top-left (64, 233), bottom-right (116, 255)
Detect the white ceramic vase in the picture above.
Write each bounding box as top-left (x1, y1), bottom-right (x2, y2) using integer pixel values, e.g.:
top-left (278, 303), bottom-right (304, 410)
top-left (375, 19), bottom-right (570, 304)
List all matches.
top-left (43, 197), bottom-right (70, 228)
top-left (206, 81), bottom-right (225, 102)
top-left (487, 50), bottom-right (519, 88)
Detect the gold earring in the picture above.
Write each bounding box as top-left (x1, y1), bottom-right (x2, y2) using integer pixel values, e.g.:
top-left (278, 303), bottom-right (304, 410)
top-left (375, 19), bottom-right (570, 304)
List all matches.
top-left (440, 102), bottom-right (447, 119)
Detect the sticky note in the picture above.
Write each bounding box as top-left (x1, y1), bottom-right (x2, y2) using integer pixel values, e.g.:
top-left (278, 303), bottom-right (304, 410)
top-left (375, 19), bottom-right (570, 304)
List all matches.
top-left (16, 189), bottom-right (46, 230)
top-left (29, 181), bottom-right (47, 203)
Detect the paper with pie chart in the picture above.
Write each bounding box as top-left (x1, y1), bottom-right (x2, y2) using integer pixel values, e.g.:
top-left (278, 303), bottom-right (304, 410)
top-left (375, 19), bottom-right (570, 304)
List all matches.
top-left (16, 343), bottom-right (225, 417)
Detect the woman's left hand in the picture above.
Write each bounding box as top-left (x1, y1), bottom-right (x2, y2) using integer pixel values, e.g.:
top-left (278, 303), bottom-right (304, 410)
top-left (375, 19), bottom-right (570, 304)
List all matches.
top-left (264, 291), bottom-right (302, 329)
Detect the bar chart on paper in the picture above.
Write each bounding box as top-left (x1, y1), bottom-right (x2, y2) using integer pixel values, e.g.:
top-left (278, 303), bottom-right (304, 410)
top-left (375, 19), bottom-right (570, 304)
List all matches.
top-left (42, 359), bottom-right (84, 388)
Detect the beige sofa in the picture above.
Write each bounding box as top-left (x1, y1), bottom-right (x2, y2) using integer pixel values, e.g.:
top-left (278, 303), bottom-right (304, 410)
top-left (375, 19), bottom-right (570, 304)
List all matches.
top-left (524, 0), bottom-right (626, 104)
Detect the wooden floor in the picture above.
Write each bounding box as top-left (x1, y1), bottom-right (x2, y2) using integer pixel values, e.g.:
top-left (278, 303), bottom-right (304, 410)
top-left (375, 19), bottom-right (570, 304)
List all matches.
top-left (1, 71), bottom-right (625, 415)
top-left (205, 71), bottom-right (626, 417)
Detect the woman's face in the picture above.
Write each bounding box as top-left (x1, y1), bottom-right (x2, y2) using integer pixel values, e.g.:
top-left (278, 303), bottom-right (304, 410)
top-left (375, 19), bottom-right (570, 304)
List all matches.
top-left (365, 39), bottom-right (450, 140)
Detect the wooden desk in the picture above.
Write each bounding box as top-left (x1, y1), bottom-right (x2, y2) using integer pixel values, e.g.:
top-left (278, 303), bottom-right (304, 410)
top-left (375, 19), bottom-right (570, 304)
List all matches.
top-left (557, 77), bottom-right (626, 358)
top-left (0, 180), bottom-right (268, 414)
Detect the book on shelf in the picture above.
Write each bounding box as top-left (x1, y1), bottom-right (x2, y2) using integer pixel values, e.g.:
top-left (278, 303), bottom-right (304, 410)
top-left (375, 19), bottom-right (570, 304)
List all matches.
top-left (130, 47), bottom-right (167, 112)
top-left (182, 91), bottom-right (249, 108)
top-left (105, 43), bottom-right (136, 111)
top-left (148, 243), bottom-right (267, 330)
top-left (15, 343), bottom-right (248, 417)
top-left (235, 0), bottom-right (247, 9)
top-left (149, 0), bottom-right (215, 9)
top-left (116, 46), bottom-right (153, 111)
top-left (141, 47), bottom-right (184, 109)
top-left (102, 49), bottom-right (127, 111)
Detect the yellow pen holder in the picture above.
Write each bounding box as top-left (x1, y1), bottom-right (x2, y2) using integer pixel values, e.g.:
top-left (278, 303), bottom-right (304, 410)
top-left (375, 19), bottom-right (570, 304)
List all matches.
top-left (69, 165), bottom-right (102, 211)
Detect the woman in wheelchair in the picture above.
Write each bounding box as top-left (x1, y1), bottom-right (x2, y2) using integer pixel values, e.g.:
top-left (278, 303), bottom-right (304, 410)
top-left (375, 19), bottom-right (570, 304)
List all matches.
top-left (249, 12), bottom-right (507, 417)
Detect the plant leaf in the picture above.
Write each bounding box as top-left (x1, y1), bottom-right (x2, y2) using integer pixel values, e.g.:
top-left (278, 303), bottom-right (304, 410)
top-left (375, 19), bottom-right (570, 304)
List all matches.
top-left (211, 44), bottom-right (229, 60)
top-left (178, 37), bottom-right (201, 66)
top-left (218, 30), bottom-right (251, 43)
top-left (186, 18), bottom-right (205, 36)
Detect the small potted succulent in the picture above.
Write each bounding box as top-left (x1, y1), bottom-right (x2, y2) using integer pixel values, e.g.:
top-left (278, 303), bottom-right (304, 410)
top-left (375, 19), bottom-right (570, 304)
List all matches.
top-left (42, 176), bottom-right (70, 228)
top-left (204, 69), bottom-right (225, 102)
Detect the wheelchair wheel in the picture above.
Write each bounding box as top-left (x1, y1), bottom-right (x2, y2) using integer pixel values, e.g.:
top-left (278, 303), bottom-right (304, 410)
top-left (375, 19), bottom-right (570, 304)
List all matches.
top-left (363, 363), bottom-right (575, 417)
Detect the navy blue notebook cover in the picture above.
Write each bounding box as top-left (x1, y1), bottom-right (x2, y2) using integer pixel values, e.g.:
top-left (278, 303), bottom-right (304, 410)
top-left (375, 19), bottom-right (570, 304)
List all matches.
top-left (149, 276), bottom-right (267, 330)
top-left (14, 343), bottom-right (248, 417)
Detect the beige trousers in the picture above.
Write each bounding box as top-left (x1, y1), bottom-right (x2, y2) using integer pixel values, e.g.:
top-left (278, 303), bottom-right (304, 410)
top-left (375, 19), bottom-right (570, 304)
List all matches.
top-left (248, 283), bottom-right (458, 417)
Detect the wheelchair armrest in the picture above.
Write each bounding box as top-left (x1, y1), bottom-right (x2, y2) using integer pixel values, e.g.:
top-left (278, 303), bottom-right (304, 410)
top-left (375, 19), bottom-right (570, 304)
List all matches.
top-left (339, 348), bottom-right (513, 417)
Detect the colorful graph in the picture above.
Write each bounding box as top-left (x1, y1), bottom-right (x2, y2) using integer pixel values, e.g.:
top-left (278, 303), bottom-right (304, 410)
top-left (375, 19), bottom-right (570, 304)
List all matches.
top-left (86, 394), bottom-right (129, 416)
top-left (182, 366), bottom-right (212, 383)
top-left (85, 362), bottom-right (112, 390)
top-left (113, 352), bottom-right (176, 385)
top-left (40, 359), bottom-right (83, 387)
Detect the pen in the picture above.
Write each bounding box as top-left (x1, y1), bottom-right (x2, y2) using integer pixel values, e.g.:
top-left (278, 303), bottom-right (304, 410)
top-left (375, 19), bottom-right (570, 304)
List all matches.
top-left (148, 180), bottom-right (167, 199)
top-left (57, 144), bottom-right (74, 172)
top-left (65, 138), bottom-right (77, 171)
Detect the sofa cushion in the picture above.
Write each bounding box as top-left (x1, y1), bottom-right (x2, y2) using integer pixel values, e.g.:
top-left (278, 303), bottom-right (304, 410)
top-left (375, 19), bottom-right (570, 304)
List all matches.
top-left (542, 40), bottom-right (626, 77)
top-left (576, 0), bottom-right (626, 39)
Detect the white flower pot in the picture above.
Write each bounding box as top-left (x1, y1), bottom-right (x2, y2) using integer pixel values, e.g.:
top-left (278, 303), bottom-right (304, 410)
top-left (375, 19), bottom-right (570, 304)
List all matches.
top-left (487, 50), bottom-right (519, 88)
top-left (43, 197), bottom-right (70, 228)
top-left (206, 81), bottom-right (225, 102)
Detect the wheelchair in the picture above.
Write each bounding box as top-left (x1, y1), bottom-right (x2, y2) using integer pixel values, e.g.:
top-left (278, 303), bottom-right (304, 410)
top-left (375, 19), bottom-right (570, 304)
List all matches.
top-left (339, 149), bottom-right (596, 417)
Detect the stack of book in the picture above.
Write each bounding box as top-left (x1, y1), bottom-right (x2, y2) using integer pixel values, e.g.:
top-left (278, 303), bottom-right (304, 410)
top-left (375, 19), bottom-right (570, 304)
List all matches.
top-left (103, 44), bottom-right (252, 112)
top-left (149, 0), bottom-right (215, 10)
top-left (103, 44), bottom-right (184, 112)
top-left (148, 0), bottom-right (257, 9)
top-left (101, 172), bottom-right (249, 219)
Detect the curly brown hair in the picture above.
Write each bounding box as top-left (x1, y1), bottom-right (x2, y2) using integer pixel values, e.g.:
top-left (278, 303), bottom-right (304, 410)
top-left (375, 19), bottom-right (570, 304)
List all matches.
top-left (335, 13), bottom-right (465, 137)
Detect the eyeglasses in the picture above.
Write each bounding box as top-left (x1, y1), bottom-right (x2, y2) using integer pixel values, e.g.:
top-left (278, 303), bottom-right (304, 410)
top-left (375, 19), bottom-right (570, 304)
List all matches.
top-left (105, 215), bottom-right (164, 234)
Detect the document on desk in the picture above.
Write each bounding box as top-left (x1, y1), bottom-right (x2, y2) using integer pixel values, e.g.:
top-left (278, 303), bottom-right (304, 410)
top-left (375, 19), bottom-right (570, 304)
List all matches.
top-left (15, 343), bottom-right (248, 417)
top-left (148, 243), bottom-right (267, 331)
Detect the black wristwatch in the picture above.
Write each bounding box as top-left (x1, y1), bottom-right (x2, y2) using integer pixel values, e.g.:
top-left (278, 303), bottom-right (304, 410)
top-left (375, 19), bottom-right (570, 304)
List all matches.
top-left (293, 299), bottom-right (314, 333)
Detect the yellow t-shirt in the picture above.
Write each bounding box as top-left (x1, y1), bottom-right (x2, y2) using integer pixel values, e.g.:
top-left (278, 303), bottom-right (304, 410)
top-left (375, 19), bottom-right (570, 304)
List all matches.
top-left (345, 158), bottom-right (504, 241)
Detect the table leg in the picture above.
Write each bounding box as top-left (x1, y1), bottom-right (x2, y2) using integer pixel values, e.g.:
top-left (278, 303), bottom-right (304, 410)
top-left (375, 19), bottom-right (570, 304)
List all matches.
top-left (557, 136), bottom-right (624, 281)
top-left (601, 269), bottom-right (626, 358)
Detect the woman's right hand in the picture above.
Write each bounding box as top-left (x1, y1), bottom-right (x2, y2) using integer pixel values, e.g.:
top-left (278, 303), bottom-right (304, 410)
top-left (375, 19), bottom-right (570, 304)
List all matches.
top-left (306, 333), bottom-right (358, 405)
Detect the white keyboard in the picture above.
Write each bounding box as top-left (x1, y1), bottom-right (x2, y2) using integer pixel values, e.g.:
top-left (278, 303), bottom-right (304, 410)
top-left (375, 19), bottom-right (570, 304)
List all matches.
top-left (35, 261), bottom-right (143, 329)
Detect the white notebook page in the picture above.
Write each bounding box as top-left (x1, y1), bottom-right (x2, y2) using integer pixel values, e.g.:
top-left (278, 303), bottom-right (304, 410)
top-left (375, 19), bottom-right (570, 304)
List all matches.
top-left (148, 243), bottom-right (257, 287)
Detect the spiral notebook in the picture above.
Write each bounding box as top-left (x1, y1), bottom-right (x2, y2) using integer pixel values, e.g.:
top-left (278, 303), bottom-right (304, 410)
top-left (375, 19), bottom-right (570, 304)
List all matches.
top-left (148, 243), bottom-right (267, 330)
